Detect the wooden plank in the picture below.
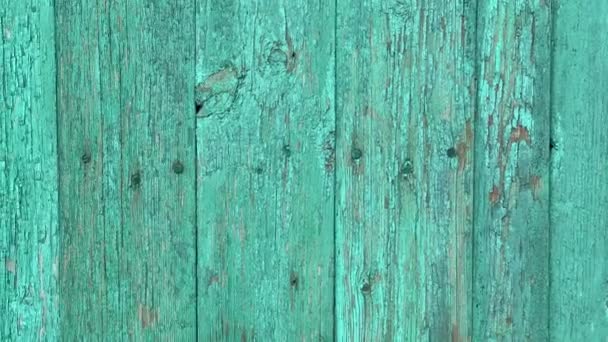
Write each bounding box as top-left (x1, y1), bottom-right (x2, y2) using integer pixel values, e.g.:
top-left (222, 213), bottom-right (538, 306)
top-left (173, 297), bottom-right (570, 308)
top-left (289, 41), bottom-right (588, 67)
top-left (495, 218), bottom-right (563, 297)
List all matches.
top-left (550, 1), bottom-right (608, 339)
top-left (0, 1), bottom-right (59, 340)
top-left (335, 0), bottom-right (476, 340)
top-left (56, 0), bottom-right (197, 339)
top-left (472, 0), bottom-right (552, 340)
top-left (55, 2), bottom-right (119, 338)
top-left (195, 0), bottom-right (336, 340)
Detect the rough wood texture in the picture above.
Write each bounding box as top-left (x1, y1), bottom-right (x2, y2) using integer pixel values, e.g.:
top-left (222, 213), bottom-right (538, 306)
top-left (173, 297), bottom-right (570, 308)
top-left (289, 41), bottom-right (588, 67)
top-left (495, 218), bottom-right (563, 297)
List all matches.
top-left (56, 0), bottom-right (196, 339)
top-left (335, 0), bottom-right (476, 340)
top-left (3, 0), bottom-right (608, 340)
top-left (550, 0), bottom-right (608, 339)
top-left (473, 0), bottom-right (552, 340)
top-left (1, 1), bottom-right (59, 340)
top-left (195, 0), bottom-right (336, 340)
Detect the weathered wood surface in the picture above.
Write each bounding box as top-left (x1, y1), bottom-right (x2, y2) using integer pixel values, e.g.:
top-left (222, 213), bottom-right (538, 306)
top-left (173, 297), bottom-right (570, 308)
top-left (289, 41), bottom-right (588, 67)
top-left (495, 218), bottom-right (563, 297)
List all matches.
top-left (473, 0), bottom-right (552, 340)
top-left (2, 0), bottom-right (608, 340)
top-left (55, 0), bottom-right (196, 339)
top-left (335, 0), bottom-right (475, 340)
top-left (1, 1), bottom-right (59, 340)
top-left (195, 0), bottom-right (336, 340)
top-left (550, 0), bottom-right (608, 340)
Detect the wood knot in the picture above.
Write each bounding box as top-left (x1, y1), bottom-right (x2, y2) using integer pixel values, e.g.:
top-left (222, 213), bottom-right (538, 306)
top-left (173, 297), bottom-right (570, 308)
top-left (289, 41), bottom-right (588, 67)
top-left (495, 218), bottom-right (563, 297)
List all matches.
top-left (266, 40), bottom-right (298, 73)
top-left (361, 281), bottom-right (372, 294)
top-left (195, 63), bottom-right (243, 118)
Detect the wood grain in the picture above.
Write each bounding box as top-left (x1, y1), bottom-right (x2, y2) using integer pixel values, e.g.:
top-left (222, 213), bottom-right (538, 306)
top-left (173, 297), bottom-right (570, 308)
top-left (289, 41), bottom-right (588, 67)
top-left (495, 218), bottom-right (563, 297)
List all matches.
top-left (56, 0), bottom-right (196, 339)
top-left (473, 0), bottom-right (552, 340)
top-left (550, 0), bottom-right (608, 339)
top-left (335, 0), bottom-right (476, 340)
top-left (3, 1), bottom-right (608, 340)
top-left (0, 1), bottom-right (59, 340)
top-left (195, 0), bottom-right (336, 340)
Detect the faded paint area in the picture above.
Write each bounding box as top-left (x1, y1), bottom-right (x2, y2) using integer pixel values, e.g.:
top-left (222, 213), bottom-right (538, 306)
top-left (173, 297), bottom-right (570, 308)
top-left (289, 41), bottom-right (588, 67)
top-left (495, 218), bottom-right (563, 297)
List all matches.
top-left (3, 0), bottom-right (608, 341)
top-left (1, 2), bottom-right (59, 340)
top-left (473, 0), bottom-right (551, 340)
top-left (551, 0), bottom-right (608, 340)
top-left (195, 1), bottom-right (335, 340)
top-left (335, 0), bottom-right (475, 340)
top-left (54, 0), bottom-right (197, 340)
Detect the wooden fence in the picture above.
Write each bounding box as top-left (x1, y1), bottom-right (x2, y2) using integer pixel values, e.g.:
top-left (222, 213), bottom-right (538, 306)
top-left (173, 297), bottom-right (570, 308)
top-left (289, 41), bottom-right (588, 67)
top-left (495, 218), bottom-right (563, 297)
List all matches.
top-left (1, 0), bottom-right (606, 340)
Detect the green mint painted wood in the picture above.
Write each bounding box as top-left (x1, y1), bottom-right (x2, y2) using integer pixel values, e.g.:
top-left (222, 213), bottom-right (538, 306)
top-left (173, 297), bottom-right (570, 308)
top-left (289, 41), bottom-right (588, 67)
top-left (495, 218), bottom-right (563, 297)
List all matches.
top-left (195, 0), bottom-right (336, 340)
top-left (56, 0), bottom-right (197, 339)
top-left (473, 0), bottom-right (552, 340)
top-left (335, 1), bottom-right (476, 340)
top-left (550, 1), bottom-right (608, 339)
top-left (4, 1), bottom-right (608, 339)
top-left (0, 1), bottom-right (59, 340)
top-left (55, 2), bottom-right (120, 338)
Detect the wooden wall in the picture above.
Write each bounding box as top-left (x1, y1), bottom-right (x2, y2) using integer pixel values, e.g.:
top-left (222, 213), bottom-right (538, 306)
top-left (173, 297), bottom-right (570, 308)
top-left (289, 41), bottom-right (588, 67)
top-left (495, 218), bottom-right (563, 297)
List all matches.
top-left (1, 0), bottom-right (606, 340)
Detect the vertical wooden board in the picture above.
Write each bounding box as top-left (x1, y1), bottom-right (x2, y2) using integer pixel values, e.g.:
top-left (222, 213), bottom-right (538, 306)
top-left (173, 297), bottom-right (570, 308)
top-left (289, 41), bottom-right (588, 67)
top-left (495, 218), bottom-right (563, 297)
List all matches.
top-left (472, 0), bottom-right (552, 340)
top-left (0, 1), bottom-right (59, 340)
top-left (335, 0), bottom-right (476, 340)
top-left (56, 1), bottom-right (127, 338)
top-left (550, 1), bottom-right (608, 339)
top-left (56, 0), bottom-right (197, 339)
top-left (120, 1), bottom-right (197, 340)
top-left (196, 0), bottom-right (335, 340)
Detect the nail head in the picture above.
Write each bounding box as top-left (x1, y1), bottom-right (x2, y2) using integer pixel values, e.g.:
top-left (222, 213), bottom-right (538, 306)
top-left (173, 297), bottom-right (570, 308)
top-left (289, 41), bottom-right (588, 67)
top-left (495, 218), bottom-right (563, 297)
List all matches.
top-left (172, 160), bottom-right (184, 174)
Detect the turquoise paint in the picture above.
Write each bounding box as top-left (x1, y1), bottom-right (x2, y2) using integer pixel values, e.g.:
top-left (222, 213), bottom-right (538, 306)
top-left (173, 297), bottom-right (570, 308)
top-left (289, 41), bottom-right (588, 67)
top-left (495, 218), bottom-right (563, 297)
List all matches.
top-left (1, 0), bottom-right (606, 340)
